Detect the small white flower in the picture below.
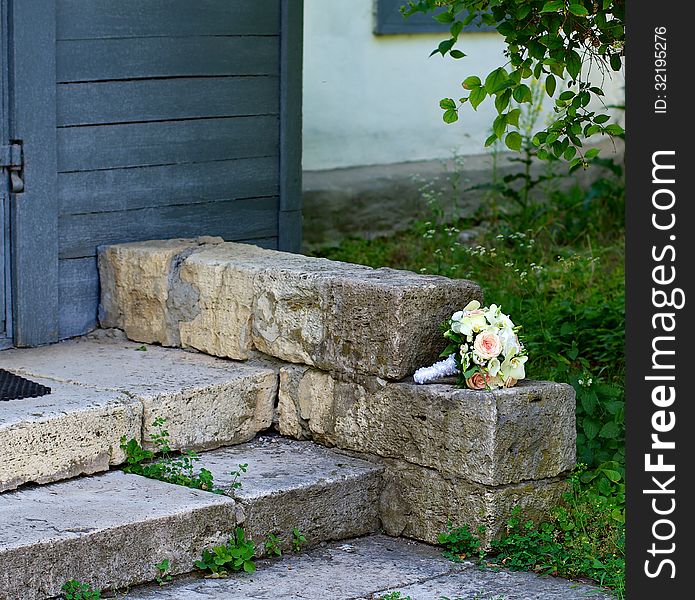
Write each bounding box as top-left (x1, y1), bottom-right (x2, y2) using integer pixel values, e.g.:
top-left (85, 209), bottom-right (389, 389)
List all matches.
top-left (472, 352), bottom-right (485, 365)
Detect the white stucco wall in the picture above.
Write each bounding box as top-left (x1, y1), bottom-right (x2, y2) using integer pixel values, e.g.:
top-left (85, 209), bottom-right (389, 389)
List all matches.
top-left (302, 0), bottom-right (625, 171)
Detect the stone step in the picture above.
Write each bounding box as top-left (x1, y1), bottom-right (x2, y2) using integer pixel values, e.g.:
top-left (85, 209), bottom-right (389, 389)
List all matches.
top-left (98, 238), bottom-right (482, 379)
top-left (112, 535), bottom-right (613, 600)
top-left (0, 436), bottom-right (383, 600)
top-left (0, 334), bottom-right (278, 491)
top-left (195, 435), bottom-right (383, 551)
top-left (278, 364), bottom-right (576, 544)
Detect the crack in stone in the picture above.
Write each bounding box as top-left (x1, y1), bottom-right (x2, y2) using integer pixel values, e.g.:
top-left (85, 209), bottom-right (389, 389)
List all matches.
top-left (346, 563), bottom-right (472, 600)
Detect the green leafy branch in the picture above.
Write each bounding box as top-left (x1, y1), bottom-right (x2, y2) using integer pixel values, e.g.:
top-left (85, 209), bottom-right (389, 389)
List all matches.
top-left (403, 0), bottom-right (625, 170)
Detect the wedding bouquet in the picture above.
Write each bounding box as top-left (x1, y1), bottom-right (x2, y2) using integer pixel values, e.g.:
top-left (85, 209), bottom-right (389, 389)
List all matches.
top-left (414, 300), bottom-right (528, 390)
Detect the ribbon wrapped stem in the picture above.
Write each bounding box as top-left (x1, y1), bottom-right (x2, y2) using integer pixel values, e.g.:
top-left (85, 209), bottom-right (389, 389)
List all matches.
top-left (413, 354), bottom-right (459, 384)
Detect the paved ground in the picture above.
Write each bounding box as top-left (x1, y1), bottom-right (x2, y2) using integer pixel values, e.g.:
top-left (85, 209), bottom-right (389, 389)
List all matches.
top-left (121, 535), bottom-right (613, 600)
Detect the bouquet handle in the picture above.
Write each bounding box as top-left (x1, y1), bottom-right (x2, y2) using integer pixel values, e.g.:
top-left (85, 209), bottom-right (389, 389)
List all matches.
top-left (413, 354), bottom-right (459, 384)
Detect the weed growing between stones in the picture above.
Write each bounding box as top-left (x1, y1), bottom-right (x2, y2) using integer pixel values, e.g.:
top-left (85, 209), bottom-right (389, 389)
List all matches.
top-left (291, 527), bottom-right (307, 553)
top-left (376, 593), bottom-right (411, 600)
top-left (264, 533), bottom-right (283, 557)
top-left (61, 580), bottom-right (101, 600)
top-left (155, 559), bottom-right (172, 586)
top-left (195, 526), bottom-right (256, 575)
top-left (438, 522), bottom-right (485, 561)
top-left (229, 462), bottom-right (248, 492)
top-left (261, 529), bottom-right (307, 558)
top-left (120, 418), bottom-right (217, 492)
top-left (120, 417), bottom-right (249, 496)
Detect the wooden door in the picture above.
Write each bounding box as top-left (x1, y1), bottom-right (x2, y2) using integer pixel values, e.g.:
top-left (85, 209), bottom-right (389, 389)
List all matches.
top-left (0, 0), bottom-right (11, 348)
top-left (3, 0), bottom-right (302, 347)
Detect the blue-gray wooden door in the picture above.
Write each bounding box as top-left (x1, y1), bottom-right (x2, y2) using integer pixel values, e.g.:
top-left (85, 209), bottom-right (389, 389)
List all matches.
top-left (0, 0), bottom-right (11, 349)
top-left (5, 0), bottom-right (302, 347)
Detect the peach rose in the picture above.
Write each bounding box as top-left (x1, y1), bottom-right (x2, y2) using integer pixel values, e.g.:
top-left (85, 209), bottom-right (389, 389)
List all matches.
top-left (466, 371), bottom-right (490, 390)
top-left (473, 331), bottom-right (502, 360)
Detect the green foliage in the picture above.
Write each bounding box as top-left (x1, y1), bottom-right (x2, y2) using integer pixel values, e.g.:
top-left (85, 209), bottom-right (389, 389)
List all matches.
top-left (438, 523), bottom-right (483, 561)
top-left (491, 470), bottom-right (624, 596)
top-left (155, 559), bottom-right (173, 586)
top-left (120, 417), bottom-right (218, 492)
top-left (432, 468), bottom-right (624, 596)
top-left (403, 0), bottom-right (625, 166)
top-left (377, 593), bottom-right (412, 600)
top-left (291, 528), bottom-right (307, 553)
top-left (264, 533), bottom-right (283, 558)
top-left (229, 463), bottom-right (249, 493)
top-left (61, 580), bottom-right (101, 600)
top-left (195, 527), bottom-right (257, 575)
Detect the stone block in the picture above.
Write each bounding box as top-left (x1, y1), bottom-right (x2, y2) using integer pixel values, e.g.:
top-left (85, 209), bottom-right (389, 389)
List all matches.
top-left (97, 237), bottom-right (224, 346)
top-left (0, 472), bottom-right (237, 600)
top-left (278, 365), bottom-right (576, 486)
top-left (0, 378), bottom-right (141, 492)
top-left (0, 336), bottom-right (278, 453)
top-left (98, 239), bottom-right (482, 378)
top-left (379, 459), bottom-right (569, 545)
top-left (193, 436), bottom-right (383, 553)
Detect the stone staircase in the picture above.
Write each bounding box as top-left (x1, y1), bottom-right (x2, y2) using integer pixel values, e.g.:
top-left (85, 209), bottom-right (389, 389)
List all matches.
top-left (0, 336), bottom-right (381, 599)
top-left (0, 239), bottom-right (577, 599)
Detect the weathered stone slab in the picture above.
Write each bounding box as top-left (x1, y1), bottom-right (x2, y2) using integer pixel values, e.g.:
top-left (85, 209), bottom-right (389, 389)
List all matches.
top-left (121, 535), bottom-right (611, 600)
top-left (1, 335), bottom-right (278, 452)
top-left (98, 238), bottom-right (200, 345)
top-left (98, 239), bottom-right (482, 378)
top-left (379, 458), bottom-right (569, 546)
top-left (0, 377), bottom-right (141, 492)
top-left (125, 535), bottom-right (468, 600)
top-left (388, 552), bottom-right (612, 600)
top-left (0, 438), bottom-right (384, 599)
top-left (194, 435), bottom-right (383, 553)
top-left (278, 365), bottom-right (576, 486)
top-left (0, 471), bottom-right (237, 600)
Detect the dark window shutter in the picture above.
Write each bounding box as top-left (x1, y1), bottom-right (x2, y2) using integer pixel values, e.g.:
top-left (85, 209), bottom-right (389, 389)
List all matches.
top-left (374, 0), bottom-right (495, 35)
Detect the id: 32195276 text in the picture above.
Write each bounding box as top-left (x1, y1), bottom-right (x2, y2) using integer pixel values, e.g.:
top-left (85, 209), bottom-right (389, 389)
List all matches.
top-left (654, 26), bottom-right (667, 114)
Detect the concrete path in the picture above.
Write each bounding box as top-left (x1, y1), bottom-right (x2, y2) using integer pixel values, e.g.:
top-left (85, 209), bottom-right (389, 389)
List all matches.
top-left (123, 535), bottom-right (613, 600)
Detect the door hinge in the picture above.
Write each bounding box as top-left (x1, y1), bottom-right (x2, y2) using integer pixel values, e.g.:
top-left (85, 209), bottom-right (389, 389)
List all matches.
top-left (0, 142), bottom-right (24, 193)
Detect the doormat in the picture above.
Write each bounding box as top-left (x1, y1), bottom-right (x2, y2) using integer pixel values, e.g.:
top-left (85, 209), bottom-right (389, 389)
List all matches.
top-left (0, 369), bottom-right (51, 401)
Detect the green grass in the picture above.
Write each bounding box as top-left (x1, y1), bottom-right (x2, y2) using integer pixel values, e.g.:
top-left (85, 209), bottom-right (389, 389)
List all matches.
top-left (313, 166), bottom-right (625, 597)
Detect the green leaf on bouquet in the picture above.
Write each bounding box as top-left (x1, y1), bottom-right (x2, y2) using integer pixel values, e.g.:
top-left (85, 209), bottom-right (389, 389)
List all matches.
top-left (439, 343), bottom-right (459, 357)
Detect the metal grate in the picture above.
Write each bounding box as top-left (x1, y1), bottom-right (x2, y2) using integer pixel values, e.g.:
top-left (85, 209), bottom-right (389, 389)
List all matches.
top-left (0, 369), bottom-right (51, 401)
